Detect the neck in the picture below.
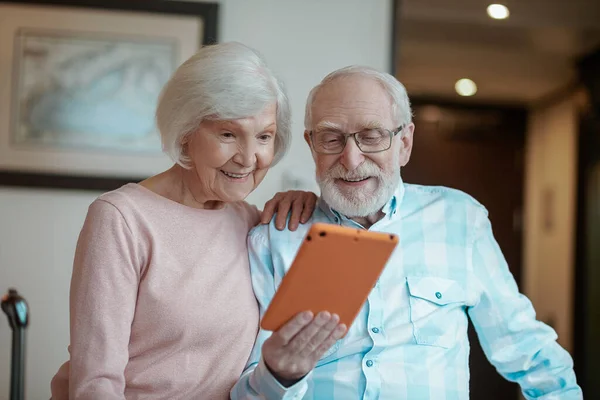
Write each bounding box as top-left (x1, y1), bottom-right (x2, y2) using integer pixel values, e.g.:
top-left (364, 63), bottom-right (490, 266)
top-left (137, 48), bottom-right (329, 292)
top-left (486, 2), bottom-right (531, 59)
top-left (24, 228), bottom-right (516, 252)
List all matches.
top-left (175, 165), bottom-right (225, 210)
top-left (350, 209), bottom-right (385, 230)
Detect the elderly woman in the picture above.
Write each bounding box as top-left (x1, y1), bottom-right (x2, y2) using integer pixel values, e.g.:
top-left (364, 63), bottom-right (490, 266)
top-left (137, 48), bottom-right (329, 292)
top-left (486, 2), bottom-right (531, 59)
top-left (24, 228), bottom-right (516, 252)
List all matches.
top-left (50, 42), bottom-right (315, 399)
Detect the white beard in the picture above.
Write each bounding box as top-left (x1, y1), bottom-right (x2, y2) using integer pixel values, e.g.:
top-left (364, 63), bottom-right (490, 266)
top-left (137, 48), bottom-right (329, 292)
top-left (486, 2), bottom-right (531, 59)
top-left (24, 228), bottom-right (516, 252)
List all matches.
top-left (317, 158), bottom-right (400, 218)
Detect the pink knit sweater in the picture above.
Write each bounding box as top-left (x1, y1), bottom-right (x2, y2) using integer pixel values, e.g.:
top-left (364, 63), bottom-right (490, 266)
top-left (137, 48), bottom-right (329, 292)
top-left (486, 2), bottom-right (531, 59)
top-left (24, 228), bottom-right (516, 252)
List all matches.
top-left (50, 183), bottom-right (261, 399)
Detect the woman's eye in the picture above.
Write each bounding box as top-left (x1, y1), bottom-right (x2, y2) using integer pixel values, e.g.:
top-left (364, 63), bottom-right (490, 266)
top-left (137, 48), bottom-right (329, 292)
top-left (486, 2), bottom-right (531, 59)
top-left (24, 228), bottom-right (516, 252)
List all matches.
top-left (221, 132), bottom-right (235, 139)
top-left (259, 134), bottom-right (273, 141)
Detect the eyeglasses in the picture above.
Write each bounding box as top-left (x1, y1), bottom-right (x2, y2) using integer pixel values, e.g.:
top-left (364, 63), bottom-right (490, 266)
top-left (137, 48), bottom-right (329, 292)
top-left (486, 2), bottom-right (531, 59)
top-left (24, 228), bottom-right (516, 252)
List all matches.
top-left (309, 125), bottom-right (405, 155)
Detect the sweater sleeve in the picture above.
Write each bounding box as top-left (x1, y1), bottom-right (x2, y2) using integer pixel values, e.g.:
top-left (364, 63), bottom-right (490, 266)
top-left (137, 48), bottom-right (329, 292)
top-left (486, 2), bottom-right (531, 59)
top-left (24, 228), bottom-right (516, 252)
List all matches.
top-left (67, 199), bottom-right (141, 399)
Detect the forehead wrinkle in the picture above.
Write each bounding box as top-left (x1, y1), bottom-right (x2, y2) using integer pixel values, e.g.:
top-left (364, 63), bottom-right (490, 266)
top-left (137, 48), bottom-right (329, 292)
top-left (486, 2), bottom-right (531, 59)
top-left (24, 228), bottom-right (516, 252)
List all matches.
top-left (262, 122), bottom-right (277, 130)
top-left (311, 81), bottom-right (394, 131)
top-left (314, 120), bottom-right (343, 132)
top-left (209, 109), bottom-right (277, 133)
top-left (208, 119), bottom-right (247, 132)
top-left (357, 120), bottom-right (385, 130)
top-left (316, 101), bottom-right (389, 117)
top-left (314, 107), bottom-right (388, 131)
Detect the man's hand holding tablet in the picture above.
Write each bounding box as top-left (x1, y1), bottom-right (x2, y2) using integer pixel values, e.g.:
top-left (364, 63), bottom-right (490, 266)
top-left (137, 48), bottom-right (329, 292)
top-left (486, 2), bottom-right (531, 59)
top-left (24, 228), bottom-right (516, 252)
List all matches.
top-left (262, 311), bottom-right (347, 386)
top-left (258, 223), bottom-right (398, 386)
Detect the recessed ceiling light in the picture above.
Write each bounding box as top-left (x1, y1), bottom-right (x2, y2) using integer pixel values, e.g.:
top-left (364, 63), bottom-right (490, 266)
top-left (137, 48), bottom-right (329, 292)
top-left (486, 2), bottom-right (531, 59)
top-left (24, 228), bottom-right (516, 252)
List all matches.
top-left (487, 4), bottom-right (510, 20)
top-left (455, 79), bottom-right (477, 96)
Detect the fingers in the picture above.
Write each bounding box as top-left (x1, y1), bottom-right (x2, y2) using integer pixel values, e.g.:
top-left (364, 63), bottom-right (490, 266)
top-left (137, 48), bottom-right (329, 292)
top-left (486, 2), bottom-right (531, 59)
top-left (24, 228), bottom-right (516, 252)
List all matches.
top-left (274, 198), bottom-right (292, 230)
top-left (261, 194), bottom-right (281, 224)
top-left (262, 311), bottom-right (346, 383)
top-left (287, 199), bottom-right (305, 231)
top-left (298, 313), bottom-right (340, 358)
top-left (272, 311), bottom-right (313, 346)
top-left (315, 323), bottom-right (347, 356)
top-left (262, 191), bottom-right (317, 230)
top-left (299, 194), bottom-right (317, 225)
top-left (287, 312), bottom-right (332, 353)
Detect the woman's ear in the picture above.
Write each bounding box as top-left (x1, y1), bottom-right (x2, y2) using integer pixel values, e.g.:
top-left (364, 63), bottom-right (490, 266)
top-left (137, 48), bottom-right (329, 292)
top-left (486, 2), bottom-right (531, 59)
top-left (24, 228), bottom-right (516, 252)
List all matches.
top-left (181, 141), bottom-right (189, 158)
top-left (178, 133), bottom-right (193, 167)
top-left (181, 131), bottom-right (193, 153)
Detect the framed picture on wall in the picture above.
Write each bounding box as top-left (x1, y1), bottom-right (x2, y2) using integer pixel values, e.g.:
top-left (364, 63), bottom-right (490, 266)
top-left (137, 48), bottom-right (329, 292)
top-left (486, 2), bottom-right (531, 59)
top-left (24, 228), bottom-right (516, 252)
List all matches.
top-left (0, 0), bottom-right (218, 191)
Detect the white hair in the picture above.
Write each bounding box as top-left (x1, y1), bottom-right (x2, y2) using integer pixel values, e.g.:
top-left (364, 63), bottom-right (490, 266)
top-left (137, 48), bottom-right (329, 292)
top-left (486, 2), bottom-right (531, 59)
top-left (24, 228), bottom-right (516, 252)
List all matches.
top-left (304, 65), bottom-right (412, 129)
top-left (318, 156), bottom-right (400, 217)
top-left (156, 42), bottom-right (291, 168)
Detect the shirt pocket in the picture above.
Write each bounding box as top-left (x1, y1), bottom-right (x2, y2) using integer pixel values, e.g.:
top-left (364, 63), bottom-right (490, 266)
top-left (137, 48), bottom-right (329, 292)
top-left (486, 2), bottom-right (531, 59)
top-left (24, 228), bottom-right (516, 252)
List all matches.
top-left (406, 276), bottom-right (468, 349)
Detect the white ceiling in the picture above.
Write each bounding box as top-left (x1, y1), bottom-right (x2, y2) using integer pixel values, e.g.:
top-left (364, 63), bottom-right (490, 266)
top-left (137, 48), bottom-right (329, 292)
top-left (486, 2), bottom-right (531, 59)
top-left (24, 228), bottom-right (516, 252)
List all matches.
top-left (396, 0), bottom-right (600, 105)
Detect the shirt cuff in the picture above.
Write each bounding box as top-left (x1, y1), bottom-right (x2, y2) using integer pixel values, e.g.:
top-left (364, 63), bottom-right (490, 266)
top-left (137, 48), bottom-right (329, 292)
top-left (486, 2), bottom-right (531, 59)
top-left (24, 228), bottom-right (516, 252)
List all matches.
top-left (249, 356), bottom-right (310, 399)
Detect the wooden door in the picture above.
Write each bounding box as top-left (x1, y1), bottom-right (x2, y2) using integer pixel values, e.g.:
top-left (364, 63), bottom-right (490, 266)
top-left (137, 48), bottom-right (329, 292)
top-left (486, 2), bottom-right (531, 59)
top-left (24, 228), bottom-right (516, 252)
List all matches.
top-left (402, 100), bottom-right (527, 400)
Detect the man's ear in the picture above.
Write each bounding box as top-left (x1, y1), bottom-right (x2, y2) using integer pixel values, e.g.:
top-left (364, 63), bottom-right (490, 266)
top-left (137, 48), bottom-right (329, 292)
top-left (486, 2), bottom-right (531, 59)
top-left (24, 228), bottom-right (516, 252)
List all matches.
top-left (399, 123), bottom-right (415, 167)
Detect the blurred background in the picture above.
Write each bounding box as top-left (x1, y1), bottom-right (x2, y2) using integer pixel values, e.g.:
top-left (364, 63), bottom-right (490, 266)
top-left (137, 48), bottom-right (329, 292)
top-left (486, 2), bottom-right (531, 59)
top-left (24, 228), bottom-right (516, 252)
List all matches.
top-left (0, 0), bottom-right (598, 399)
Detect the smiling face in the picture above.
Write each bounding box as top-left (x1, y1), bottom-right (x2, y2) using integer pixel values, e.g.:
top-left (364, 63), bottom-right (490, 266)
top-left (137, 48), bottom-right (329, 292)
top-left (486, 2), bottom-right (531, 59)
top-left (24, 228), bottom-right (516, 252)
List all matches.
top-left (305, 75), bottom-right (414, 217)
top-left (184, 102), bottom-right (277, 203)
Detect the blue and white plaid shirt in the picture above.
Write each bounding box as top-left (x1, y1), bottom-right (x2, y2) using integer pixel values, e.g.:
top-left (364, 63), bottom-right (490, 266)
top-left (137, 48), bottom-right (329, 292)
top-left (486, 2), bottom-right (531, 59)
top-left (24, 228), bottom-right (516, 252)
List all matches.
top-left (230, 181), bottom-right (582, 399)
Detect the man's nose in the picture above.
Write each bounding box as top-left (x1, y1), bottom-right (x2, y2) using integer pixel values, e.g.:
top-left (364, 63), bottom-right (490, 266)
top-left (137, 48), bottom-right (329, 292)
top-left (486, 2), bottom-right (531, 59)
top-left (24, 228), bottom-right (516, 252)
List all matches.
top-left (339, 139), bottom-right (365, 171)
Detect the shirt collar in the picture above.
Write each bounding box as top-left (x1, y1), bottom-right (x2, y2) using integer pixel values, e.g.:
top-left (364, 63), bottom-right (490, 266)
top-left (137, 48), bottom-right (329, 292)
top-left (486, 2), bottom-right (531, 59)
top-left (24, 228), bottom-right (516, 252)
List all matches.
top-left (317, 177), bottom-right (405, 223)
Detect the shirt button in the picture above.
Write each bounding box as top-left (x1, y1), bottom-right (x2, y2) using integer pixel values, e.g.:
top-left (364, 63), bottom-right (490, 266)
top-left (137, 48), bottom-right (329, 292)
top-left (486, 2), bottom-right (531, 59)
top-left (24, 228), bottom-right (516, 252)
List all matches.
top-left (366, 360), bottom-right (374, 367)
top-left (371, 327), bottom-right (380, 334)
top-left (435, 291), bottom-right (442, 299)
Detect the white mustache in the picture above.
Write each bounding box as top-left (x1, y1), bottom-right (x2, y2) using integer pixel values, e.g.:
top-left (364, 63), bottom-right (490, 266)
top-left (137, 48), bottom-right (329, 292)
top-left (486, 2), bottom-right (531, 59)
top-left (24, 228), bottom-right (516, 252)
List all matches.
top-left (322, 160), bottom-right (383, 181)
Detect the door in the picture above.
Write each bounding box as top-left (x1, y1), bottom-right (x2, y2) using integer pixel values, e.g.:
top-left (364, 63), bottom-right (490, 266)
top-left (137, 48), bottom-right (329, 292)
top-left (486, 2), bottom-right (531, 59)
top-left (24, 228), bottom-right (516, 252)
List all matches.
top-left (574, 47), bottom-right (600, 398)
top-left (574, 111), bottom-right (600, 398)
top-left (402, 100), bottom-right (526, 400)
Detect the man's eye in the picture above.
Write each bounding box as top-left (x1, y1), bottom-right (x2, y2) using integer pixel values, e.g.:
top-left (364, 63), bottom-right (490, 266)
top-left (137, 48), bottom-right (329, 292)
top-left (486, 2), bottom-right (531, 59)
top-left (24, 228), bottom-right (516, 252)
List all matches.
top-left (360, 130), bottom-right (385, 141)
top-left (321, 135), bottom-right (342, 143)
top-left (361, 136), bottom-right (381, 142)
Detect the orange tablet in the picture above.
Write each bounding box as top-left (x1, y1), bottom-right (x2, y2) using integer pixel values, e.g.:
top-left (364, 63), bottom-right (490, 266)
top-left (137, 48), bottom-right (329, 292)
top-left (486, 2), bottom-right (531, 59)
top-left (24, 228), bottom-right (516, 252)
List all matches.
top-left (260, 222), bottom-right (398, 332)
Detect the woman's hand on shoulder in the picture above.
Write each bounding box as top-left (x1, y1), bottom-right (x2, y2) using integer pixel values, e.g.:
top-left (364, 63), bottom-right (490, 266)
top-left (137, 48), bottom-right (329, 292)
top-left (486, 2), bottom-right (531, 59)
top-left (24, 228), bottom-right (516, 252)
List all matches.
top-left (261, 191), bottom-right (317, 231)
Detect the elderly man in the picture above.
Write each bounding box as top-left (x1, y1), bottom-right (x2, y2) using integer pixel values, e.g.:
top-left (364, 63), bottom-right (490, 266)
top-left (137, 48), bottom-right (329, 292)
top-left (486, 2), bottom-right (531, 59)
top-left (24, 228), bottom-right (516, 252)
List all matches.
top-left (230, 66), bottom-right (582, 399)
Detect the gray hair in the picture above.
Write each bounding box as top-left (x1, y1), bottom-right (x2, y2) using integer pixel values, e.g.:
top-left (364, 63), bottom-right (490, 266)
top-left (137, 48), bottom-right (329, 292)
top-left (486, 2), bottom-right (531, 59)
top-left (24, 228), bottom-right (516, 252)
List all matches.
top-left (156, 42), bottom-right (291, 168)
top-left (304, 65), bottom-right (412, 130)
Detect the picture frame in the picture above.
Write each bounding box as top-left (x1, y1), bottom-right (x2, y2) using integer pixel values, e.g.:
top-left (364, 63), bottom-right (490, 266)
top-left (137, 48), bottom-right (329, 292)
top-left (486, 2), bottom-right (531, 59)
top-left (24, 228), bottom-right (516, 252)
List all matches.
top-left (0, 0), bottom-right (218, 191)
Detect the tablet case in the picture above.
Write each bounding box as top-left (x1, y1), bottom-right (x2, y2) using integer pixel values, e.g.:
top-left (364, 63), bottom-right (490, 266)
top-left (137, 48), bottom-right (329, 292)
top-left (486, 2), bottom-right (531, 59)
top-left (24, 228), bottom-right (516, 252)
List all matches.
top-left (261, 222), bottom-right (398, 332)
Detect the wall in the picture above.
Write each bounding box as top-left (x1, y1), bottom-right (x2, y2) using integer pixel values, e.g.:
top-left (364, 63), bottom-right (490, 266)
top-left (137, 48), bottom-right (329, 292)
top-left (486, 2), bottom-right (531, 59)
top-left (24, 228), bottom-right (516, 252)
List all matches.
top-left (0, 0), bottom-right (393, 398)
top-left (523, 94), bottom-right (578, 353)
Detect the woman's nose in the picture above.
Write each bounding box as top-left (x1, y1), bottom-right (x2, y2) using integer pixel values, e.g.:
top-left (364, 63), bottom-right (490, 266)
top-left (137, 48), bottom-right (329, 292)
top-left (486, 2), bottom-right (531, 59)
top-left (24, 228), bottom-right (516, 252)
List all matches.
top-left (232, 145), bottom-right (257, 168)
